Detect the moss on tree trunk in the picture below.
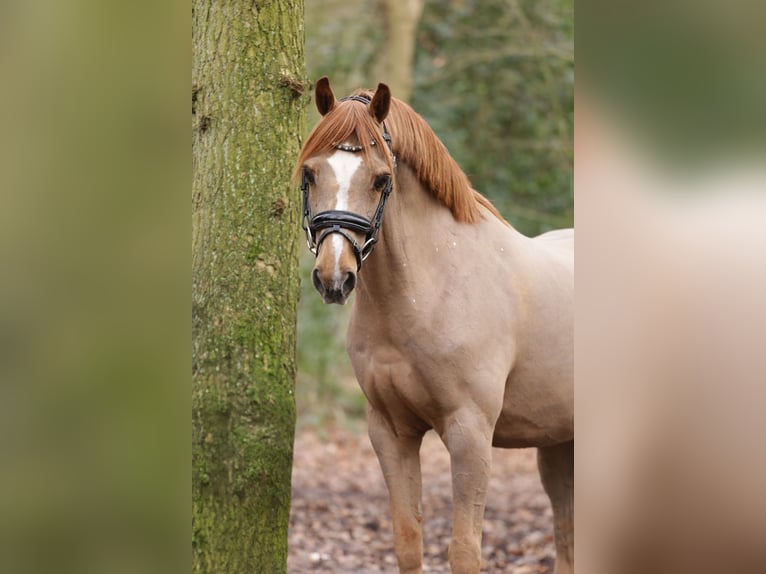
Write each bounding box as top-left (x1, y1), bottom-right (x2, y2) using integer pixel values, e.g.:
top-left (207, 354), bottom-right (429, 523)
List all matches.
top-left (192, 1), bottom-right (305, 572)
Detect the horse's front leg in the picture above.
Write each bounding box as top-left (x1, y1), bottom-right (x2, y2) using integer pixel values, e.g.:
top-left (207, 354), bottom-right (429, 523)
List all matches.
top-left (367, 407), bottom-right (425, 574)
top-left (441, 409), bottom-right (493, 574)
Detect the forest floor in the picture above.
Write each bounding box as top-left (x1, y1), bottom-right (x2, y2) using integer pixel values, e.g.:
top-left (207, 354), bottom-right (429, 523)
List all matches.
top-left (288, 426), bottom-right (555, 573)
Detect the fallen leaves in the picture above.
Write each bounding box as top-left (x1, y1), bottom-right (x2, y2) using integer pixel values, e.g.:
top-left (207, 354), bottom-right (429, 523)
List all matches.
top-left (289, 428), bottom-right (555, 573)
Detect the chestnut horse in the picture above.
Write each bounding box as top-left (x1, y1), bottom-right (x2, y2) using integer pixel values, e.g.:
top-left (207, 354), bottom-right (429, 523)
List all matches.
top-left (295, 77), bottom-right (573, 574)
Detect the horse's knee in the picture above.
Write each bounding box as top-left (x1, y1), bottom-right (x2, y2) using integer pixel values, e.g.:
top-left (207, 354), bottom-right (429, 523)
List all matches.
top-left (448, 537), bottom-right (481, 573)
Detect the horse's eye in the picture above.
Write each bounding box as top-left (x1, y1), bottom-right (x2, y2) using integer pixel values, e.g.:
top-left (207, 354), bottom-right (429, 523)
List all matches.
top-left (374, 174), bottom-right (390, 191)
top-left (303, 167), bottom-right (316, 185)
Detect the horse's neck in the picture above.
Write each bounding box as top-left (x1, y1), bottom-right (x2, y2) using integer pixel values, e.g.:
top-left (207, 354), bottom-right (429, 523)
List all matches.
top-left (355, 164), bottom-right (477, 304)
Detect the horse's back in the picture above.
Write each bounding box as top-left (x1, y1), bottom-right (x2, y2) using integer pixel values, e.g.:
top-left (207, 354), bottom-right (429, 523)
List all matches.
top-left (535, 227), bottom-right (573, 250)
top-left (532, 228), bottom-right (573, 269)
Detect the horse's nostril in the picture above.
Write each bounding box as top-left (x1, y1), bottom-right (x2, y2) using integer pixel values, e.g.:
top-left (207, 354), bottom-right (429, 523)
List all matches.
top-left (342, 271), bottom-right (356, 296)
top-left (312, 268), bottom-right (324, 294)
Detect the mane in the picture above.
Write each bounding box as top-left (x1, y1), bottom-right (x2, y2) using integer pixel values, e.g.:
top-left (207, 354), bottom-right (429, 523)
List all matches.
top-left (294, 89), bottom-right (506, 225)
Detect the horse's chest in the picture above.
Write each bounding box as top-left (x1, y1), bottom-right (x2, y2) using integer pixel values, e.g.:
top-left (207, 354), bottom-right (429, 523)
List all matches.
top-left (348, 343), bottom-right (440, 427)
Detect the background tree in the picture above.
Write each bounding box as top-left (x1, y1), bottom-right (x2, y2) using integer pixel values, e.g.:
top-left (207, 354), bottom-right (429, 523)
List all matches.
top-left (373, 0), bottom-right (424, 101)
top-left (192, 1), bottom-right (305, 572)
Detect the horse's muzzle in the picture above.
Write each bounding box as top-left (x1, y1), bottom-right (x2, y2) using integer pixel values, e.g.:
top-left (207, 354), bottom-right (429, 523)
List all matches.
top-left (312, 268), bottom-right (356, 304)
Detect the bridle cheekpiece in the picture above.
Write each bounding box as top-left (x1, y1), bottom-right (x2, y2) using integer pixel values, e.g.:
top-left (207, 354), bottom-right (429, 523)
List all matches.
top-left (301, 94), bottom-right (396, 271)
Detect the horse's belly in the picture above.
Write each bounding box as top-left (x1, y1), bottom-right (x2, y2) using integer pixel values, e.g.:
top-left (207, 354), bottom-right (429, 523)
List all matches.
top-left (491, 415), bottom-right (570, 448)
top-left (492, 374), bottom-right (574, 448)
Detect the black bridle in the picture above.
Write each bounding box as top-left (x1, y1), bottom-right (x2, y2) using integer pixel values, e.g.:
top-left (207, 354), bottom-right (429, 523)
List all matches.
top-left (301, 95), bottom-right (396, 271)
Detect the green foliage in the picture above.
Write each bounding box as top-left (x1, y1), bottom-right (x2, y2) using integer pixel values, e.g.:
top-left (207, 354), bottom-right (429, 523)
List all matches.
top-left (413, 0), bottom-right (573, 236)
top-left (305, 0), bottom-right (382, 90)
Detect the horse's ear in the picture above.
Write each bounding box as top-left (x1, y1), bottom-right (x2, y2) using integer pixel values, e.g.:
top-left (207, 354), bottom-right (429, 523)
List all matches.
top-left (315, 76), bottom-right (336, 116)
top-left (369, 82), bottom-right (391, 123)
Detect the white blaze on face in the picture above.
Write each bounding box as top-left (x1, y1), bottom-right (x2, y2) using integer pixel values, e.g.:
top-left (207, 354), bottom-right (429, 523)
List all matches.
top-left (326, 149), bottom-right (363, 279)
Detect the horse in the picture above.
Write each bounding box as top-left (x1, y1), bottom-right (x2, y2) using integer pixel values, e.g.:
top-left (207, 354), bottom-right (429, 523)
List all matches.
top-left (294, 77), bottom-right (574, 574)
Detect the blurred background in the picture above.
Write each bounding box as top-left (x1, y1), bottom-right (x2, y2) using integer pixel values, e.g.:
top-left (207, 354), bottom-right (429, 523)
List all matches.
top-left (296, 0), bottom-right (574, 429)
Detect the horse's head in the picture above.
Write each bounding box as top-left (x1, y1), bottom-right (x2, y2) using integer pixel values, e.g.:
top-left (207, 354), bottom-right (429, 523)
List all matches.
top-left (297, 77), bottom-right (395, 304)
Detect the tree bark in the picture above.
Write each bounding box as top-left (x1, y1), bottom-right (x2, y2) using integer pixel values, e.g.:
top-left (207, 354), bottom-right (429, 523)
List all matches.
top-left (374, 0), bottom-right (424, 102)
top-left (192, 1), bottom-right (305, 572)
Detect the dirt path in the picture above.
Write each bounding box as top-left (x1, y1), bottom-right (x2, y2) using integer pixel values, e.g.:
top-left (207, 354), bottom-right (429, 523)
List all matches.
top-left (289, 427), bottom-right (555, 573)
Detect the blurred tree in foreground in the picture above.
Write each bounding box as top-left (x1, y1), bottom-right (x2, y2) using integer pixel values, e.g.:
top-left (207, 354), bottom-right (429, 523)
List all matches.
top-left (192, 1), bottom-right (304, 572)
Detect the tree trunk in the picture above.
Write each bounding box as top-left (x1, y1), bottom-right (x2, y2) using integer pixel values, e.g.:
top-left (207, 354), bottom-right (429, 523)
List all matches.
top-left (374, 0), bottom-right (424, 102)
top-left (192, 1), bottom-right (305, 573)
